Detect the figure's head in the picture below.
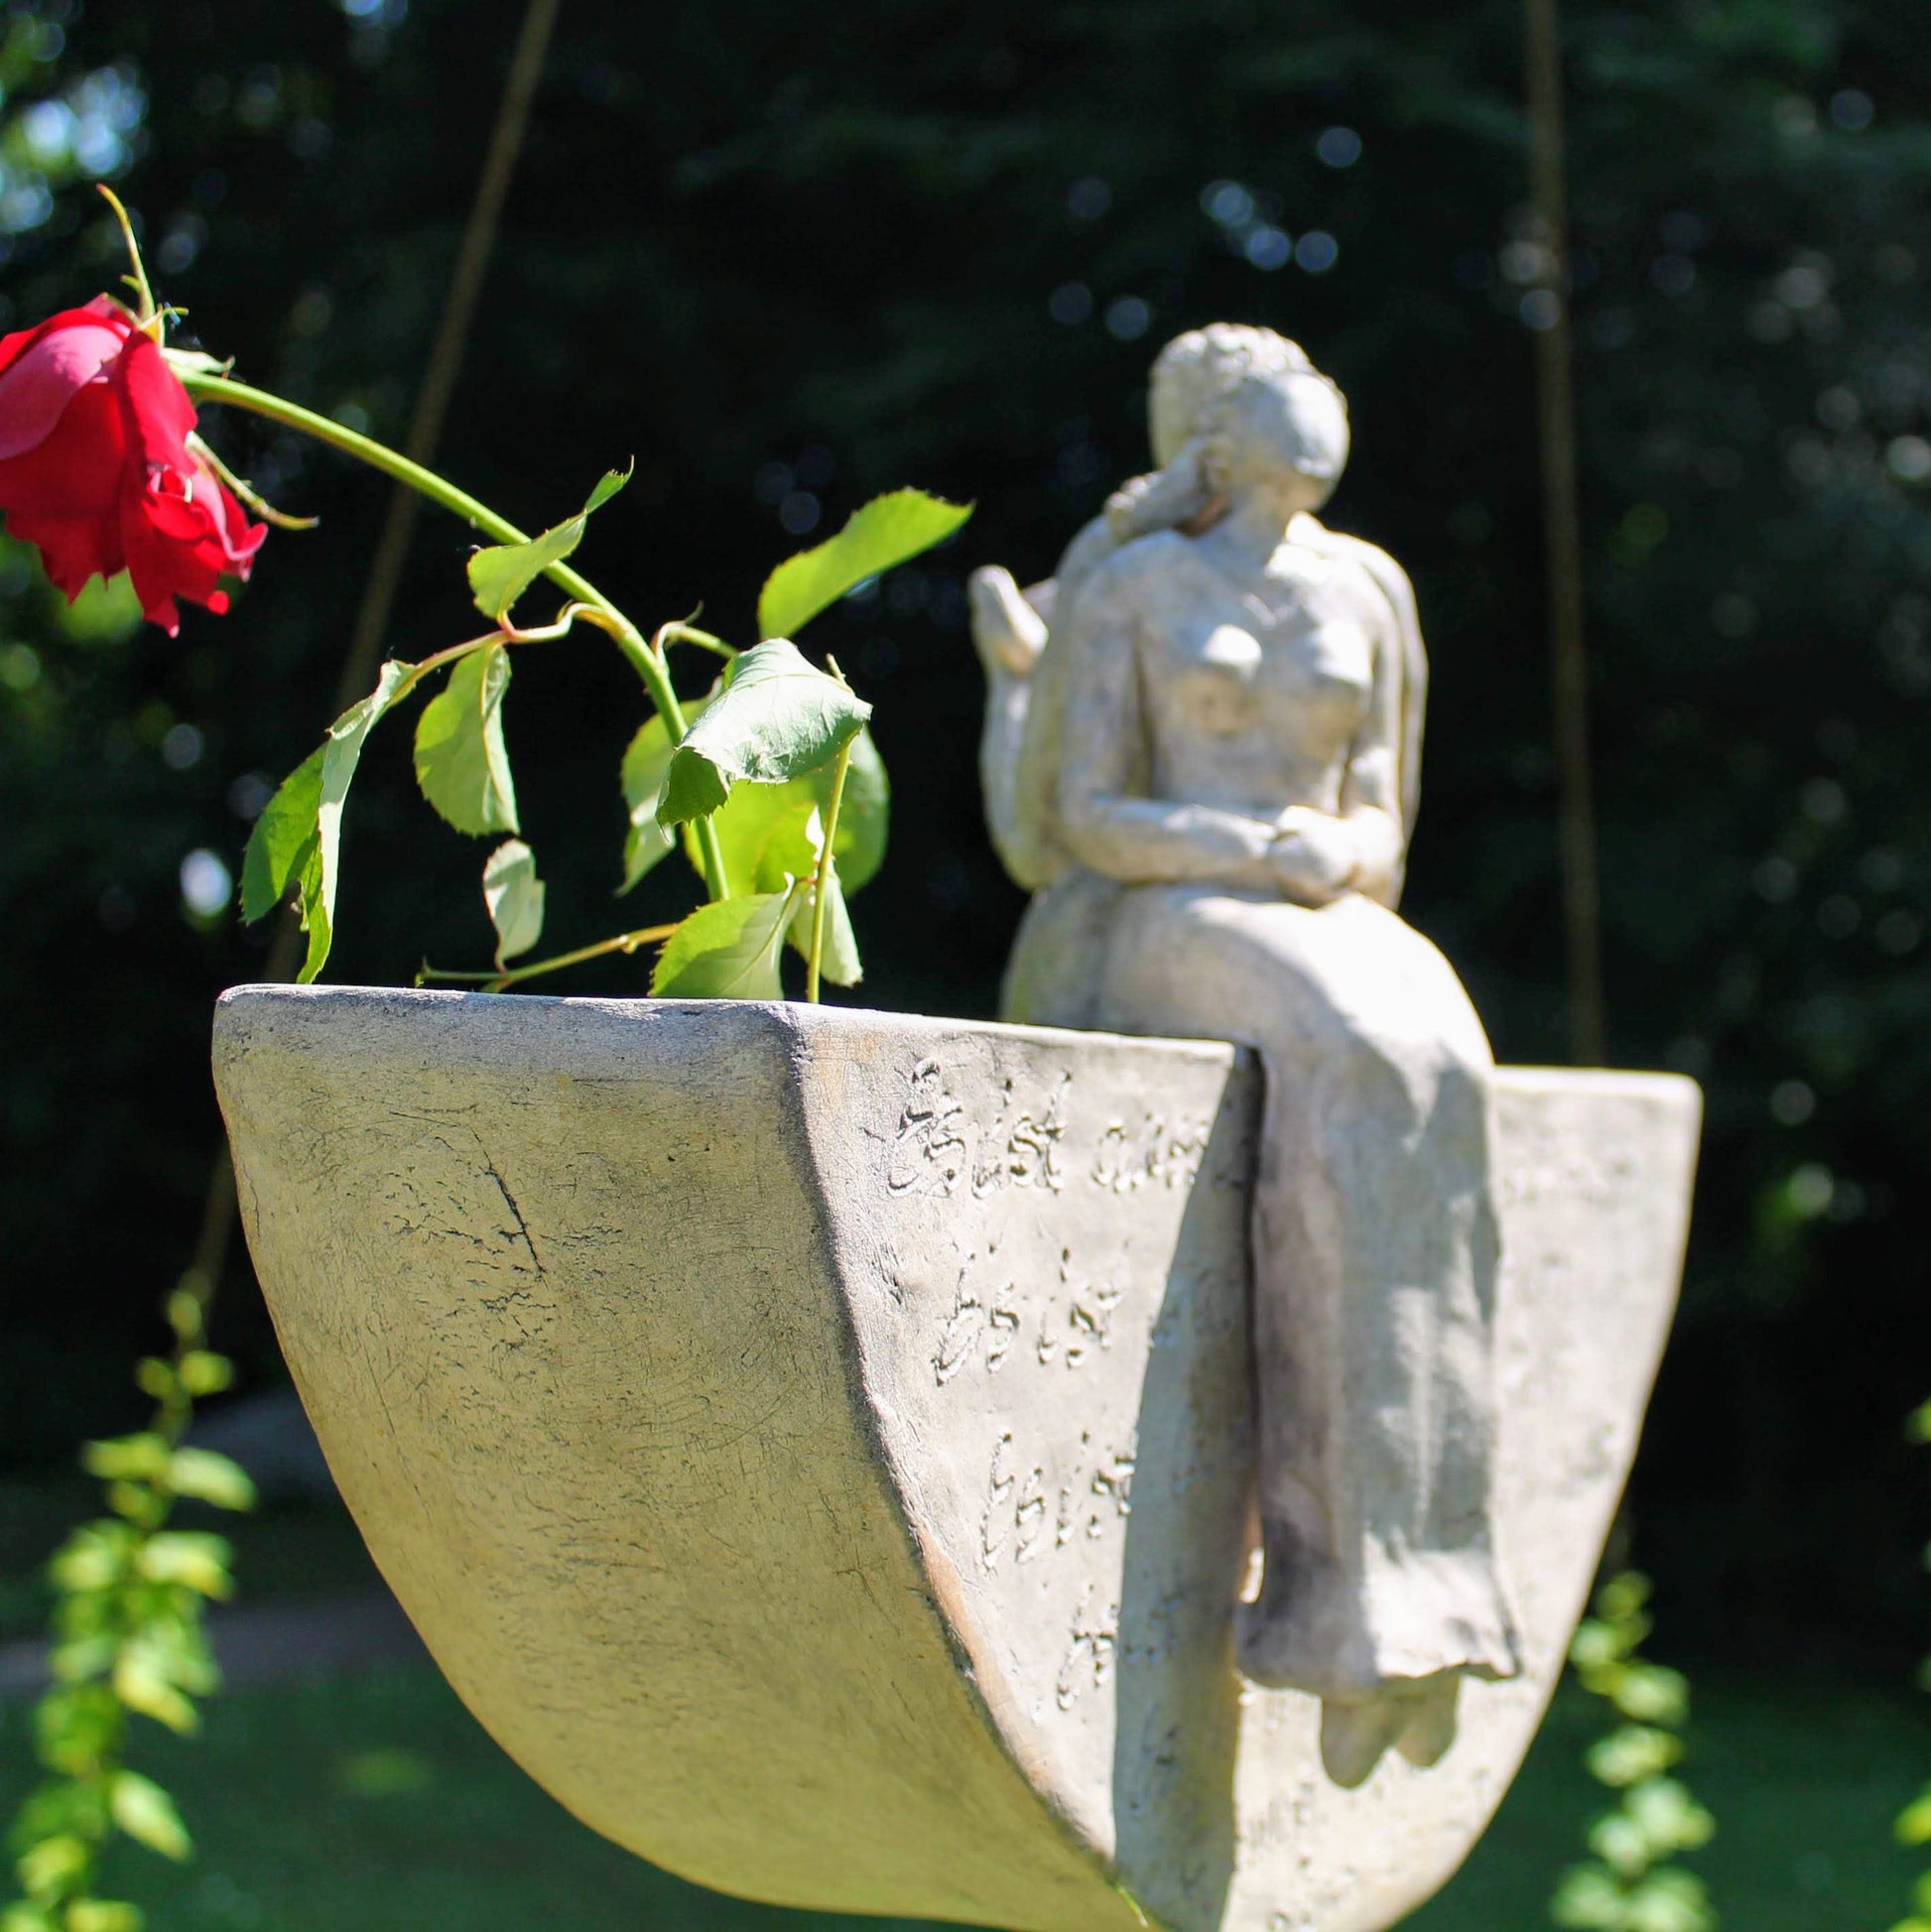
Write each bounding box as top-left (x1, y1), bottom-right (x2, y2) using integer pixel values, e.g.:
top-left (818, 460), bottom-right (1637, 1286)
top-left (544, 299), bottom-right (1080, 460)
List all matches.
top-left (1146, 324), bottom-right (1350, 512)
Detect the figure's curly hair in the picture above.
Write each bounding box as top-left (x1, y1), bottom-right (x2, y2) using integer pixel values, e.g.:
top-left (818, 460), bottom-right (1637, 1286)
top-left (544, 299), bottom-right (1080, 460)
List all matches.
top-left (1148, 324), bottom-right (1349, 506)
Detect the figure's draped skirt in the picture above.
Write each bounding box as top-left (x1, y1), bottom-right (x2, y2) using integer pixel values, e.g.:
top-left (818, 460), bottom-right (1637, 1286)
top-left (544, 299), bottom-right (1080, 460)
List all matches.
top-left (1077, 883), bottom-right (1522, 1699)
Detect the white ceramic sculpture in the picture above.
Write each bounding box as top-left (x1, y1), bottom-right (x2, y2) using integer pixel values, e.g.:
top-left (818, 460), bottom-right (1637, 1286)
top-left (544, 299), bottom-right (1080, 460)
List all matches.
top-left (214, 989), bottom-right (1698, 1932)
top-left (973, 326), bottom-right (1514, 1787)
top-left (211, 322), bottom-right (1704, 1932)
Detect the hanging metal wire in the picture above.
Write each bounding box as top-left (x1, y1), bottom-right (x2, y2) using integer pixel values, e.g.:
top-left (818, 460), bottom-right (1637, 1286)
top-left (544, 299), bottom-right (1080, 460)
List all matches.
top-left (1525, 0), bottom-right (1609, 1068)
top-left (191, 0), bottom-right (566, 1304)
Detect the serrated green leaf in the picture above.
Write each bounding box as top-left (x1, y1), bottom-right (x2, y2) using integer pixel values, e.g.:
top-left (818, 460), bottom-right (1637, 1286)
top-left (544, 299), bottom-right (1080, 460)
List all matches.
top-left (252, 661), bottom-right (414, 984)
top-left (658, 640), bottom-right (870, 827)
top-left (1587, 1809), bottom-right (1650, 1879)
top-left (1623, 1777), bottom-right (1715, 1855)
top-left (133, 1358), bottom-right (175, 1401)
top-left (708, 782), bottom-right (820, 895)
top-left (6, 1778), bottom-right (105, 1860)
top-left (1586, 1724), bottom-right (1682, 1789)
top-left (650, 887), bottom-right (803, 999)
top-left (756, 487), bottom-right (972, 640)
top-left (482, 838), bottom-right (545, 966)
top-left (35, 1685), bottom-right (119, 1778)
top-left (466, 465), bottom-right (630, 621)
top-left (414, 643), bottom-right (518, 837)
top-left (79, 1437), bottom-right (169, 1485)
top-left (820, 724), bottom-right (888, 892)
top-left (618, 690), bottom-right (714, 893)
top-left (67, 1900), bottom-right (144, 1932)
top-left (239, 746), bottom-right (323, 924)
top-left (16, 1833), bottom-right (88, 1901)
top-left (165, 1449), bottom-right (256, 1512)
top-left (108, 1772), bottom-right (190, 1863)
top-left (793, 854), bottom-right (862, 987)
top-left (1609, 1662), bottom-right (1689, 1729)
top-left (176, 1351), bottom-right (233, 1398)
top-left (1902, 1789), bottom-right (1931, 1844)
top-left (681, 723), bottom-right (887, 898)
top-left (303, 659), bottom-right (415, 983)
top-left (1550, 1864), bottom-right (1627, 1930)
top-left (48, 1637), bottom-right (115, 1688)
top-left (293, 837), bottom-right (328, 982)
top-left (137, 1532), bottom-right (233, 1600)
top-left (110, 1653), bottom-right (196, 1736)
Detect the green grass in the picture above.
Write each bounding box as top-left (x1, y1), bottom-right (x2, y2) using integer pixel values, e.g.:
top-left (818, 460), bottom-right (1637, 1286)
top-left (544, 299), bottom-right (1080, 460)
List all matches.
top-left (1408, 1670), bottom-right (1927, 1929)
top-left (0, 1659), bottom-right (1923, 1930)
top-left (3, 1476), bottom-right (1925, 1928)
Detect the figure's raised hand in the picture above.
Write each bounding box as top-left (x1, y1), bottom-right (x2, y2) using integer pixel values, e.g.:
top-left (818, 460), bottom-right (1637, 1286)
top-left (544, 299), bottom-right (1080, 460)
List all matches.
top-left (1103, 437), bottom-right (1219, 544)
top-left (967, 565), bottom-right (1049, 680)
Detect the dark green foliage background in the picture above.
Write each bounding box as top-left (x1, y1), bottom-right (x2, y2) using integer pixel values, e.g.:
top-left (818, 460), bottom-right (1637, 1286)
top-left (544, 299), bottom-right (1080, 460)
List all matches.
top-left (1, 0), bottom-right (1926, 1673)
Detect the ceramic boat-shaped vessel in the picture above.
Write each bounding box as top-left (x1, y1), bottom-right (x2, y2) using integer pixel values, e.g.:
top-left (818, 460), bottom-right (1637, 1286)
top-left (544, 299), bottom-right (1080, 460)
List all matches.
top-left (213, 986), bottom-right (1699, 1932)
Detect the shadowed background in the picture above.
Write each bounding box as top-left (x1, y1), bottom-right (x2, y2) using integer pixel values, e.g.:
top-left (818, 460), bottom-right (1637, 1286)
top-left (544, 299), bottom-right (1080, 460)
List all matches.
top-left (0, 0), bottom-right (1927, 1867)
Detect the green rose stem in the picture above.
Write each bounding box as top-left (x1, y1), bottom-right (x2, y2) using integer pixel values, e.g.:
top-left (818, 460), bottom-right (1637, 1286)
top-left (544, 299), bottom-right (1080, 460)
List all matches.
top-left (181, 371), bottom-right (734, 902)
top-left (805, 730), bottom-right (855, 1005)
top-left (419, 919), bottom-right (681, 993)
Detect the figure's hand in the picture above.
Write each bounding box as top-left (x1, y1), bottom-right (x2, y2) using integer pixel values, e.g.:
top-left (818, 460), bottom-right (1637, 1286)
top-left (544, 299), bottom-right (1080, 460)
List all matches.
top-left (968, 566), bottom-right (1048, 680)
top-left (1104, 440), bottom-right (1219, 543)
top-left (1265, 808), bottom-right (1359, 905)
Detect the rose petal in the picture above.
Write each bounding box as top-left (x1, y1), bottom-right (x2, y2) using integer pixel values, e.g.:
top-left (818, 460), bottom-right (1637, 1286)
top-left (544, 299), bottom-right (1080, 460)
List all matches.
top-left (0, 313), bottom-right (131, 459)
top-left (0, 379), bottom-right (130, 596)
top-left (113, 331), bottom-right (197, 476)
top-left (188, 451), bottom-right (266, 573)
top-left (120, 465), bottom-right (237, 636)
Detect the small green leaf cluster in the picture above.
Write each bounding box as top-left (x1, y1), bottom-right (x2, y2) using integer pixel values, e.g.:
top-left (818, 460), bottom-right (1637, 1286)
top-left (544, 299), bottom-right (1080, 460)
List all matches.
top-left (1550, 1573), bottom-right (1717, 1932)
top-left (241, 465), bottom-right (966, 1003)
top-left (3, 1288), bottom-right (255, 1932)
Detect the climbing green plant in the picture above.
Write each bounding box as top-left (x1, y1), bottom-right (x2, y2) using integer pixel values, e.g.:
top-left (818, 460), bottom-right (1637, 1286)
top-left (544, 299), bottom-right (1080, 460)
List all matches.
top-left (1550, 1573), bottom-right (1718, 1932)
top-left (0, 190), bottom-right (971, 1929)
top-left (1886, 1398), bottom-right (1931, 1931)
top-left (5, 193), bottom-right (967, 1005)
top-left (2, 1279), bottom-right (254, 1932)
top-left (224, 421), bottom-right (966, 997)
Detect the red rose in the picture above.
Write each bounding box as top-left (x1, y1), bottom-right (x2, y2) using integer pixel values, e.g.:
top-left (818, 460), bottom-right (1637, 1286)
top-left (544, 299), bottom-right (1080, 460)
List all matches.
top-left (0, 296), bottom-right (264, 634)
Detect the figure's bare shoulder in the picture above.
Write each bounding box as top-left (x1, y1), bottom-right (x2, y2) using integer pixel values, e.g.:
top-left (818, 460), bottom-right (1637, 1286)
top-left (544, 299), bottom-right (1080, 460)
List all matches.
top-left (1301, 521), bottom-right (1420, 629)
top-left (1074, 527), bottom-right (1196, 616)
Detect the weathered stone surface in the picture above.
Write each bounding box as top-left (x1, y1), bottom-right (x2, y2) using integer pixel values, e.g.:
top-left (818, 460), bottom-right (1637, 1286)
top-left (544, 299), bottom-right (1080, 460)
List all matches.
top-left (214, 986), bottom-right (1698, 1932)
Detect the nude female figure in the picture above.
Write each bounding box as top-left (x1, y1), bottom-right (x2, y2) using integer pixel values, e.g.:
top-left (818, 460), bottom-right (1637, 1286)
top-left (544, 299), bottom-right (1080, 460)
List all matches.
top-left (970, 326), bottom-right (1521, 1787)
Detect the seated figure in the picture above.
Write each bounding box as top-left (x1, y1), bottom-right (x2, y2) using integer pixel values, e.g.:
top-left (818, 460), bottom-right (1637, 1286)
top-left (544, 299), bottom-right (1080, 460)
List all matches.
top-left (969, 324), bottom-right (1522, 1787)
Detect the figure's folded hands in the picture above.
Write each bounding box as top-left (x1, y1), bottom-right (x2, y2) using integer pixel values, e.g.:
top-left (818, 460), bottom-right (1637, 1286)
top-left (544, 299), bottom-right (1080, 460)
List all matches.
top-left (1266, 807), bottom-right (1360, 904)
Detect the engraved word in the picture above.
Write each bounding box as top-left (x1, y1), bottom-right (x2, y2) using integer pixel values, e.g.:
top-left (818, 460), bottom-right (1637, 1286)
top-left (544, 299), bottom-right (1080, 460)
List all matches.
top-left (1055, 1583), bottom-right (1120, 1711)
top-left (978, 1430), bottom-right (1137, 1573)
top-left (1092, 1111), bottom-right (1213, 1194)
top-left (933, 1271), bottom-right (1021, 1386)
top-left (888, 1060), bottom-right (1071, 1199)
top-left (888, 1060), bottom-right (969, 1197)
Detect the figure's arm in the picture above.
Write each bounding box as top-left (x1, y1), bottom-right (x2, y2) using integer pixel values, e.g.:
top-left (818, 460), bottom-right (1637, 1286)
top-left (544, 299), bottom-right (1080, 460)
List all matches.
top-left (1334, 578), bottom-right (1409, 905)
top-left (1255, 568), bottom-right (1410, 908)
top-left (968, 566), bottom-right (1059, 889)
top-left (968, 566), bottom-right (1049, 680)
top-left (1055, 568), bottom-right (1277, 888)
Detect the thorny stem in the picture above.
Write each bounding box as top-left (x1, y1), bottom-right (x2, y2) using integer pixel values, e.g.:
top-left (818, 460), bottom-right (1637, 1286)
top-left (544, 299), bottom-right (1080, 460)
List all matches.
top-left (418, 920), bottom-right (680, 992)
top-left (179, 371), bottom-right (733, 901)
